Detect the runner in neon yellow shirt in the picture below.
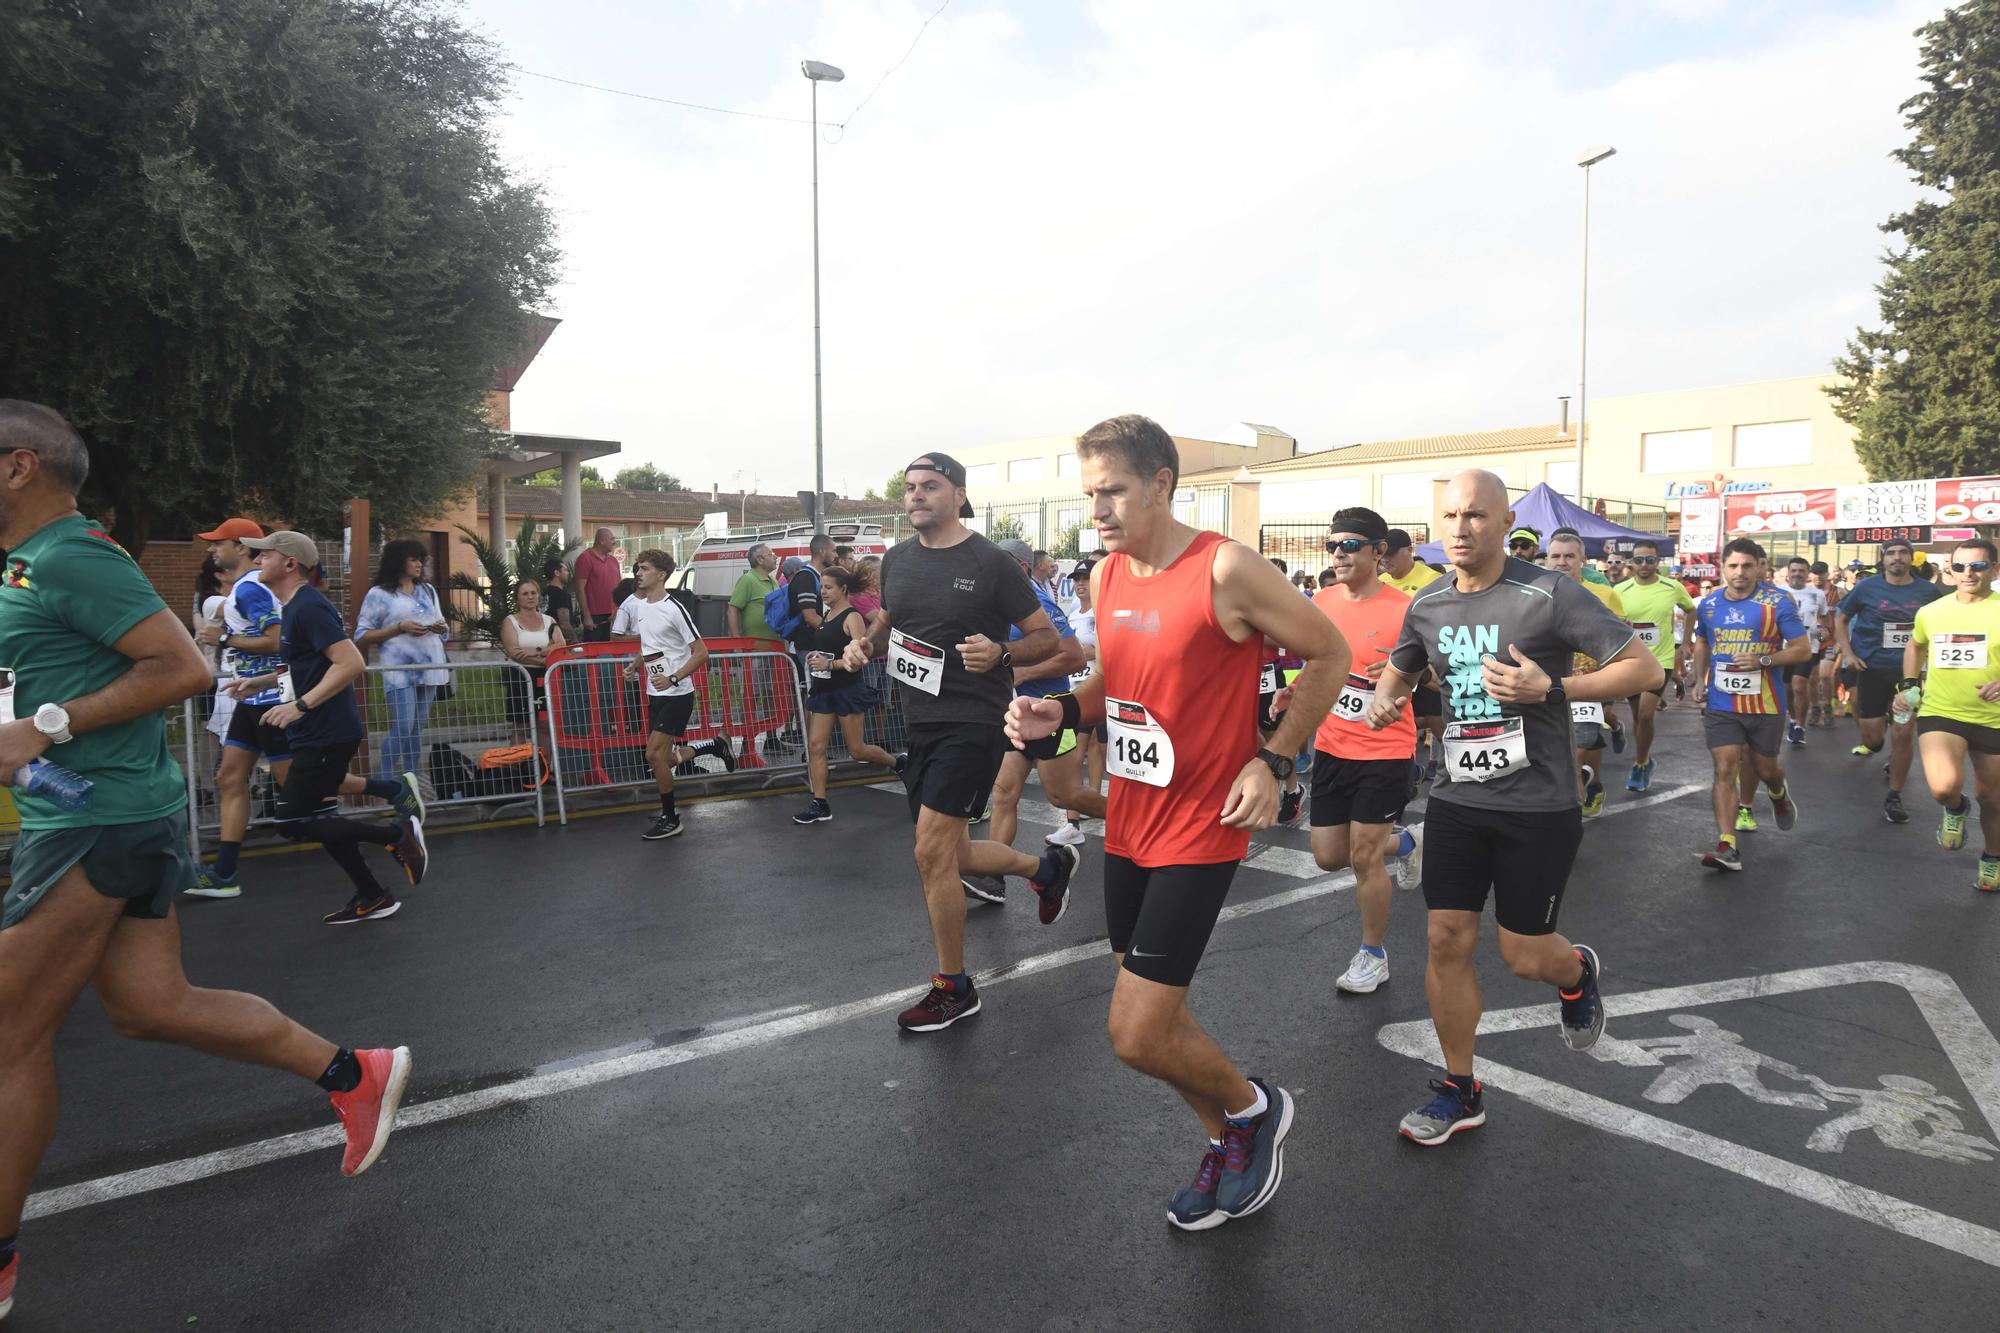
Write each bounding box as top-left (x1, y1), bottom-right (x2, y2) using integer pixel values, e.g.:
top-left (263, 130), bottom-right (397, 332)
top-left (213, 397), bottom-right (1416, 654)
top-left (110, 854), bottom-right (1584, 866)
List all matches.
top-left (1614, 537), bottom-right (1695, 792)
top-left (1898, 537), bottom-right (2000, 890)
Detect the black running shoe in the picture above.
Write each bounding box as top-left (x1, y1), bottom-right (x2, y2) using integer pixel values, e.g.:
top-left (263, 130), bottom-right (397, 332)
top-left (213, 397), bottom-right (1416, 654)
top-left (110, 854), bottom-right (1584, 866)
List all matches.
top-left (392, 771), bottom-right (426, 823)
top-left (1558, 944), bottom-right (1605, 1051)
top-left (642, 813), bottom-right (683, 841)
top-left (793, 797), bottom-right (832, 826)
top-left (392, 819), bottom-right (428, 887)
top-left (1277, 787), bottom-right (1303, 827)
top-left (960, 873), bottom-right (1005, 904)
top-left (706, 735), bottom-right (737, 773)
top-left (896, 974), bottom-right (980, 1031)
top-left (1033, 844), bottom-right (1079, 925)
top-left (1884, 791), bottom-right (1909, 825)
top-left (323, 893), bottom-right (400, 926)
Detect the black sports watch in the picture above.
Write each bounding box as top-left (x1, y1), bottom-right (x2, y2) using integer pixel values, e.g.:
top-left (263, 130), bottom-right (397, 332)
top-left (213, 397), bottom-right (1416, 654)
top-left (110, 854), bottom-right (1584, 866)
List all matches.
top-left (998, 647), bottom-right (1013, 672)
top-left (1544, 682), bottom-right (1568, 707)
top-left (1256, 748), bottom-right (1294, 782)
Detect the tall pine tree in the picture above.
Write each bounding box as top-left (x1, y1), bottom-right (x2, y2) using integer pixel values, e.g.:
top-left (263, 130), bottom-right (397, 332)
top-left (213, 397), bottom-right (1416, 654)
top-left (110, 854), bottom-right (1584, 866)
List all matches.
top-left (1832, 0), bottom-right (2000, 480)
top-left (0, 1), bottom-right (560, 552)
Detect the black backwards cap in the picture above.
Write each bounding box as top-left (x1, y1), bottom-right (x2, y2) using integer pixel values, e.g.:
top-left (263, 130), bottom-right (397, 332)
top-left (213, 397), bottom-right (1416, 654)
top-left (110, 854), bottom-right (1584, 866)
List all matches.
top-left (1329, 506), bottom-right (1390, 545)
top-left (905, 453), bottom-right (977, 518)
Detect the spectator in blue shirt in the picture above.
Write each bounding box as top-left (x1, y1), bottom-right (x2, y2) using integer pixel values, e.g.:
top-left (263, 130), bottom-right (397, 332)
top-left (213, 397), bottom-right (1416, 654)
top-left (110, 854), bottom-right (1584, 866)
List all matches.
top-left (354, 539), bottom-right (452, 781)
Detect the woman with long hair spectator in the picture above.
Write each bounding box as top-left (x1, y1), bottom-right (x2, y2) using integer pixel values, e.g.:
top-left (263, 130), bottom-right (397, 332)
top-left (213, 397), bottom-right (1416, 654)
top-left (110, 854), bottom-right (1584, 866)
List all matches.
top-left (354, 539), bottom-right (452, 782)
top-left (501, 576), bottom-right (565, 754)
top-left (850, 555), bottom-right (883, 621)
top-left (792, 567), bottom-right (899, 825)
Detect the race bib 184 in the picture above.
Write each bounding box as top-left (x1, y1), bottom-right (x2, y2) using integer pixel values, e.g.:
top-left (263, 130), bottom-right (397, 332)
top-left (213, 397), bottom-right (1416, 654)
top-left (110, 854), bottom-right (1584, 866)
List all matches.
top-left (1104, 697), bottom-right (1176, 787)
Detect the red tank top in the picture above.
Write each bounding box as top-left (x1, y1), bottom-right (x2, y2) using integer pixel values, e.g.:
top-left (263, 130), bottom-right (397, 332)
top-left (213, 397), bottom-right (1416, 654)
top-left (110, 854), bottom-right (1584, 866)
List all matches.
top-left (1097, 530), bottom-right (1265, 867)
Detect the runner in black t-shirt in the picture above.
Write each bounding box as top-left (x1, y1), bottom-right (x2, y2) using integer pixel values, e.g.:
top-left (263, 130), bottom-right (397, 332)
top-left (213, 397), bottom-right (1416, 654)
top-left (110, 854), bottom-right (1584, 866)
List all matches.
top-left (229, 532), bottom-right (430, 924)
top-left (840, 454), bottom-right (1081, 1031)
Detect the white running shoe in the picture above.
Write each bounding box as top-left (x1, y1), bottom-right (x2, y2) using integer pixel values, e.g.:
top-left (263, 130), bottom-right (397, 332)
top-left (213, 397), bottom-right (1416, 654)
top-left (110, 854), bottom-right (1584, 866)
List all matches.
top-left (1045, 820), bottom-right (1087, 847)
top-left (1336, 948), bottom-right (1390, 994)
top-left (1391, 825), bottom-right (1424, 892)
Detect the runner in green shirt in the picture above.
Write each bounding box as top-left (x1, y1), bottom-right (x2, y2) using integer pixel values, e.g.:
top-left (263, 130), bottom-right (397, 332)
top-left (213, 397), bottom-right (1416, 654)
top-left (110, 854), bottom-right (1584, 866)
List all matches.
top-left (1897, 537), bottom-right (2000, 890)
top-left (0, 402), bottom-right (412, 1312)
top-left (1614, 537), bottom-right (1695, 792)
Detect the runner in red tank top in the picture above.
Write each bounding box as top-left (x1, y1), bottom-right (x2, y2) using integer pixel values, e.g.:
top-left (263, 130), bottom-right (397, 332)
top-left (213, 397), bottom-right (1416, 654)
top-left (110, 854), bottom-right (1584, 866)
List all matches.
top-left (1006, 415), bottom-right (1351, 1232)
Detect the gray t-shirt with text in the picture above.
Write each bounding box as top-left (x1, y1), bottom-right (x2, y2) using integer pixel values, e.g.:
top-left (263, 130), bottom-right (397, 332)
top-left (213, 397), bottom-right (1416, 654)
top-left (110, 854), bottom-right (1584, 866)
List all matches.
top-left (1389, 557), bottom-right (1636, 811)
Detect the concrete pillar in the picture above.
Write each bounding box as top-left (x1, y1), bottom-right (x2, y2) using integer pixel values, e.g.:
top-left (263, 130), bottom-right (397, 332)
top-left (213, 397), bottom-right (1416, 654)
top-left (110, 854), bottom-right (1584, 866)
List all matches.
top-left (488, 471), bottom-right (508, 553)
top-left (561, 454), bottom-right (584, 549)
top-left (1228, 468), bottom-right (1261, 549)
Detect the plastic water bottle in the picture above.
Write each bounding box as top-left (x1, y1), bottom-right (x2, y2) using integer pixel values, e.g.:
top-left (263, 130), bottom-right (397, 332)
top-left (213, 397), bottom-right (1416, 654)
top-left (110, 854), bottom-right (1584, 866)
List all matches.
top-left (14, 759), bottom-right (93, 811)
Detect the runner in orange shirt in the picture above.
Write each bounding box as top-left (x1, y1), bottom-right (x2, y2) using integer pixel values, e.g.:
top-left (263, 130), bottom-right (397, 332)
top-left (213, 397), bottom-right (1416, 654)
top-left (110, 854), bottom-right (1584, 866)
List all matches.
top-left (1304, 508), bottom-right (1417, 995)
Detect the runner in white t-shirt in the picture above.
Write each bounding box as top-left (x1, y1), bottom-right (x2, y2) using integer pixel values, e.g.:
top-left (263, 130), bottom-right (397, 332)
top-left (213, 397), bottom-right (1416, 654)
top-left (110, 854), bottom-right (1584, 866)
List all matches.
top-left (1778, 556), bottom-right (1831, 746)
top-left (610, 549), bottom-right (735, 840)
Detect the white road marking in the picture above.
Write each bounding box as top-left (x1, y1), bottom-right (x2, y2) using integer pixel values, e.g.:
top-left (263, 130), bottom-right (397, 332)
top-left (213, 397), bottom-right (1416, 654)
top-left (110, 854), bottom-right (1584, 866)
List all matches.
top-left (28, 780), bottom-right (1703, 1221)
top-left (1376, 961), bottom-right (2000, 1269)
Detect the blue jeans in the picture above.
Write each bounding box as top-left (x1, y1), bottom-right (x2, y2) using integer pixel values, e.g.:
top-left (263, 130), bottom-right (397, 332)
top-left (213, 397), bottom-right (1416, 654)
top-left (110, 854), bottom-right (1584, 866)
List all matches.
top-left (380, 684), bottom-right (435, 781)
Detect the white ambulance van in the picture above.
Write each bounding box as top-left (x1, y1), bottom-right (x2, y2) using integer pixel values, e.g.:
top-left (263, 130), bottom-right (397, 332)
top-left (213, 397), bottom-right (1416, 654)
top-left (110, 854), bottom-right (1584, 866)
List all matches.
top-left (674, 522), bottom-right (892, 600)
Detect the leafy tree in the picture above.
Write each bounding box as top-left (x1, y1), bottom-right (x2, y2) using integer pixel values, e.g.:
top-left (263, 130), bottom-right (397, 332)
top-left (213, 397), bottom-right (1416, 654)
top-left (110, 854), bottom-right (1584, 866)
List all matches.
top-left (0, 0), bottom-right (560, 553)
top-left (1050, 520), bottom-right (1084, 560)
top-left (986, 512), bottom-right (1026, 542)
top-left (883, 470), bottom-right (907, 504)
top-left (525, 465), bottom-right (605, 488)
top-left (1831, 0), bottom-right (2000, 479)
top-left (447, 518), bottom-right (572, 644)
top-left (612, 463), bottom-right (684, 492)
top-left (862, 486), bottom-right (880, 501)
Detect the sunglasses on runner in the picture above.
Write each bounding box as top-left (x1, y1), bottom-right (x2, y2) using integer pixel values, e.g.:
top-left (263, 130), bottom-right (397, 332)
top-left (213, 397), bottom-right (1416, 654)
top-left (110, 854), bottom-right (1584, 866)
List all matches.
top-left (1325, 537), bottom-right (1376, 554)
top-left (1950, 560), bottom-right (1992, 573)
top-left (1629, 555), bottom-right (1659, 565)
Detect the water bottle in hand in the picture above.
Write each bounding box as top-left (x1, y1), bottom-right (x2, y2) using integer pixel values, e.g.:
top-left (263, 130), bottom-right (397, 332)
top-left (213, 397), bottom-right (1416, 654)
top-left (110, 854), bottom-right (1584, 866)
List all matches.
top-left (14, 759), bottom-right (93, 812)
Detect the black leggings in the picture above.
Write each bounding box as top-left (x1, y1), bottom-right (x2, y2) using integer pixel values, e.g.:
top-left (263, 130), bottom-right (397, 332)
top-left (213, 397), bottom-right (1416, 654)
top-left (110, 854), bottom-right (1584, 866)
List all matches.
top-left (1103, 854), bottom-right (1238, 988)
top-left (278, 742), bottom-right (395, 897)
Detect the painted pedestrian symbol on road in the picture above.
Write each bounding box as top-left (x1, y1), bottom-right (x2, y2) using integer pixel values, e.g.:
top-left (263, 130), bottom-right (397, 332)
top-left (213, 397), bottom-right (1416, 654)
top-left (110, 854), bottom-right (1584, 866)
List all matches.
top-left (1375, 962), bottom-right (2000, 1270)
top-left (1590, 1012), bottom-right (1999, 1164)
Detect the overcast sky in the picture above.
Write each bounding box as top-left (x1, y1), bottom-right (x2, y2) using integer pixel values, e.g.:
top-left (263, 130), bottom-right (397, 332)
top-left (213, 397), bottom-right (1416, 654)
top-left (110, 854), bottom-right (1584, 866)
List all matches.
top-left (469, 0), bottom-right (1932, 498)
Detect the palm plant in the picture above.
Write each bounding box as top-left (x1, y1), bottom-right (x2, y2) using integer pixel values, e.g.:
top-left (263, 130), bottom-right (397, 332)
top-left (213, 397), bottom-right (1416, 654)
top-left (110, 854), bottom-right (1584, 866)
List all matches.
top-left (449, 519), bottom-right (573, 643)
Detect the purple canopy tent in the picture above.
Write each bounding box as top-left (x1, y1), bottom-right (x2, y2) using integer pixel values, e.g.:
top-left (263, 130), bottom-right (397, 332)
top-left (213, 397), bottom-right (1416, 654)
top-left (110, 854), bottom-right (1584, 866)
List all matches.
top-left (1413, 483), bottom-right (1675, 563)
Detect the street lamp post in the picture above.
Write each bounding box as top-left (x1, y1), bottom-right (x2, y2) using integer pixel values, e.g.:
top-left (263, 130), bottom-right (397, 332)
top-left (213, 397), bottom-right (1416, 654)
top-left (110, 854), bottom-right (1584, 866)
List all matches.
top-left (802, 60), bottom-right (845, 535)
top-left (1575, 143), bottom-right (1616, 511)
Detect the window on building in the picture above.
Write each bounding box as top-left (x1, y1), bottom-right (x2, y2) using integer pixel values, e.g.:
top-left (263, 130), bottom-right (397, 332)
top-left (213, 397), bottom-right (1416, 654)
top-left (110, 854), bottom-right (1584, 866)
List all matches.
top-left (1378, 470), bottom-right (1436, 512)
top-left (1733, 420), bottom-right (1811, 469)
top-left (1057, 452), bottom-right (1078, 477)
top-left (965, 463), bottom-right (999, 488)
top-left (1009, 456), bottom-right (1044, 483)
top-left (1641, 428), bottom-right (1712, 473)
top-left (1546, 459), bottom-right (1579, 498)
top-left (1261, 477), bottom-right (1365, 518)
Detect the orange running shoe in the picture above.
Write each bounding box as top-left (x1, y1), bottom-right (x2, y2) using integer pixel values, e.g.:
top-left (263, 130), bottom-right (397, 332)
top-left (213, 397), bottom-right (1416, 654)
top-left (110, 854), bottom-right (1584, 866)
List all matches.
top-left (331, 1046), bottom-right (413, 1177)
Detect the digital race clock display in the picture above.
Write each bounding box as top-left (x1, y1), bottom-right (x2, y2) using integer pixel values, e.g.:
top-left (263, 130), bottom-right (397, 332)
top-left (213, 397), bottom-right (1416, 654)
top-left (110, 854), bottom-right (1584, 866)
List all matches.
top-left (1833, 525), bottom-right (1931, 544)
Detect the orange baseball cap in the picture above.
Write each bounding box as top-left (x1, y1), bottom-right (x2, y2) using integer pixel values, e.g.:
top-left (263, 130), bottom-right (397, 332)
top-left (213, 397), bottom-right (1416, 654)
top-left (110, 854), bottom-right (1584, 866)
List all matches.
top-left (196, 518), bottom-right (264, 541)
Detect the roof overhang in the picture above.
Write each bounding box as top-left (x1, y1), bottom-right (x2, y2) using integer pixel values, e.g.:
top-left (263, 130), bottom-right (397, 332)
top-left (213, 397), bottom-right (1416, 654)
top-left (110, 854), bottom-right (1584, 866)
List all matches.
top-left (483, 432), bottom-right (623, 481)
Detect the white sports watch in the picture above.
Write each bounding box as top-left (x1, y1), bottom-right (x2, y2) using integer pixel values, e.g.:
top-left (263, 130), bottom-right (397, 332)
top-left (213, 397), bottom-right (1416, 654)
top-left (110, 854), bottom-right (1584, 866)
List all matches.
top-left (33, 702), bottom-right (72, 744)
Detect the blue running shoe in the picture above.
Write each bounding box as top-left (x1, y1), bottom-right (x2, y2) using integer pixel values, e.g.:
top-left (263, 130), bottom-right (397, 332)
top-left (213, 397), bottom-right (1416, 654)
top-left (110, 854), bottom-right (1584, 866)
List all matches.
top-left (1399, 1077), bottom-right (1484, 1146)
top-left (1167, 1144), bottom-right (1228, 1232)
top-left (1626, 757), bottom-right (1654, 793)
top-left (1559, 945), bottom-right (1605, 1051)
top-left (1215, 1077), bottom-right (1293, 1218)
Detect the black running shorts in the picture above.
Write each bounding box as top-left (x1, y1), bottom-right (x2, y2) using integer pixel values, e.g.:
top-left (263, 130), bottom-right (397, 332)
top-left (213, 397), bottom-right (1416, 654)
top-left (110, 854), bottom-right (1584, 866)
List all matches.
top-left (1702, 709), bottom-right (1784, 757)
top-left (904, 722), bottom-right (1009, 823)
top-left (1785, 649), bottom-right (1822, 682)
top-left (224, 699), bottom-right (292, 761)
top-left (1854, 667), bottom-right (1901, 721)
top-left (1420, 797), bottom-right (1583, 937)
top-left (1918, 715), bottom-right (2000, 755)
top-left (1412, 684), bottom-right (1442, 719)
top-left (647, 692), bottom-right (696, 739)
top-left (1103, 853), bottom-right (1237, 988)
top-left (1309, 751), bottom-right (1410, 827)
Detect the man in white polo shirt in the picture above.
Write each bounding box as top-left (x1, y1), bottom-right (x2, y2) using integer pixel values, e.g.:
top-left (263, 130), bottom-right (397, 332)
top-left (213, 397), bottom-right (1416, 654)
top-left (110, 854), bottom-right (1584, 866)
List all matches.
top-left (612, 549), bottom-right (735, 840)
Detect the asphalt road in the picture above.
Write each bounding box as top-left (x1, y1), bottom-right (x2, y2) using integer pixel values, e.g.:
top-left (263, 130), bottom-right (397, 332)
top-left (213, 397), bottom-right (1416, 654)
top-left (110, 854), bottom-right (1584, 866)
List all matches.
top-left (12, 701), bottom-right (2000, 1331)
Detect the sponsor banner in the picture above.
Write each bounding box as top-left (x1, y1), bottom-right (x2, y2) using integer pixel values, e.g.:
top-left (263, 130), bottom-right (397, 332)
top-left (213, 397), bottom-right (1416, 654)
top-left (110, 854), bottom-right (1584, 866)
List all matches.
top-left (1836, 479), bottom-right (1932, 528)
top-left (1679, 494), bottom-right (1722, 553)
top-left (1932, 476), bottom-right (2000, 525)
top-left (1725, 487), bottom-right (1836, 533)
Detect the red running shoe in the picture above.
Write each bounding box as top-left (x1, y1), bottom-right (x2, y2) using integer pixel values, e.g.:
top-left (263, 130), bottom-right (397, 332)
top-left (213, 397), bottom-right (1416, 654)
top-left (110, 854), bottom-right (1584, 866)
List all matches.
top-left (330, 1046), bottom-right (413, 1177)
top-left (1, 1252), bottom-right (16, 1321)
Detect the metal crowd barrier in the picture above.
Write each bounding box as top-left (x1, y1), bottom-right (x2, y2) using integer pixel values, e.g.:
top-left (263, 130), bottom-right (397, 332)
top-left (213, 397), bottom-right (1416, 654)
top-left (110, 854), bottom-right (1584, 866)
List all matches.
top-left (183, 659), bottom-right (547, 850)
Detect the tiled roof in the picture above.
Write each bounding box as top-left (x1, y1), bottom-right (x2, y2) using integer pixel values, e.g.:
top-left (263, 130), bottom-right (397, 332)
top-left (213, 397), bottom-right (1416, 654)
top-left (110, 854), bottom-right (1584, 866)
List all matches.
top-left (489, 485), bottom-right (888, 527)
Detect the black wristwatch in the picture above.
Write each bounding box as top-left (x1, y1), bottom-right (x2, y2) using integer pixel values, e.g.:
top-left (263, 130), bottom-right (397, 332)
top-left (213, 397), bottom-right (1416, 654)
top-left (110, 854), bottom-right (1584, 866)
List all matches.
top-left (998, 647), bottom-right (1013, 672)
top-left (1256, 748), bottom-right (1294, 782)
top-left (1544, 682), bottom-right (1568, 707)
